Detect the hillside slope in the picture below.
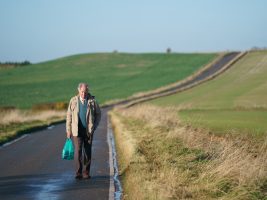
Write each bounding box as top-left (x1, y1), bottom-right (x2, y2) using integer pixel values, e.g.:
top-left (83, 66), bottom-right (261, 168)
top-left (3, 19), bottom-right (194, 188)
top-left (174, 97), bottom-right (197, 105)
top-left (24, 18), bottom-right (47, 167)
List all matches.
top-left (0, 53), bottom-right (216, 108)
top-left (151, 50), bottom-right (267, 136)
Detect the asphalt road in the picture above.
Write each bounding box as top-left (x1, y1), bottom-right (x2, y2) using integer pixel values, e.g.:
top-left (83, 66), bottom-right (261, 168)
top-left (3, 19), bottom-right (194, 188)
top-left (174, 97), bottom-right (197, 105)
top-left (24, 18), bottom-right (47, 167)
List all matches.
top-left (0, 107), bottom-right (112, 200)
top-left (0, 52), bottom-right (242, 200)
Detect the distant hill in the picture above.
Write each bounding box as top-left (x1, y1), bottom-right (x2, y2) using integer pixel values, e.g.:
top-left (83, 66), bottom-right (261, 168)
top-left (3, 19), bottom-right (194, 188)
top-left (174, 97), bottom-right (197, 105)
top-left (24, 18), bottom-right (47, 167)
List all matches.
top-left (0, 53), bottom-right (216, 109)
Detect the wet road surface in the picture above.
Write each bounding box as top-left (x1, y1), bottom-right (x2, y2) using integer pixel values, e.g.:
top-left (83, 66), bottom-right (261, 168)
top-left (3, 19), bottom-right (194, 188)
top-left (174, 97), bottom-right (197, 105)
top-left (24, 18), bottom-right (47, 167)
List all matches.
top-left (0, 108), bottom-right (112, 200)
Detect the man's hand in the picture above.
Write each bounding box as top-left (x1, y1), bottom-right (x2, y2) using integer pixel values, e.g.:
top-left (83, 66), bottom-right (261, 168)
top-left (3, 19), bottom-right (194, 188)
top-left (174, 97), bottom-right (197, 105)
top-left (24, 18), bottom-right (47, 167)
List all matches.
top-left (67, 132), bottom-right (72, 139)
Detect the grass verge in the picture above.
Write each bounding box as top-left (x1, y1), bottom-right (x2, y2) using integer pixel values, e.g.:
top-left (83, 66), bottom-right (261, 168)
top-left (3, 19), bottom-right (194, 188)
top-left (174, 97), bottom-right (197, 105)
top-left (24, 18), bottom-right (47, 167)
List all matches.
top-left (110, 104), bottom-right (267, 199)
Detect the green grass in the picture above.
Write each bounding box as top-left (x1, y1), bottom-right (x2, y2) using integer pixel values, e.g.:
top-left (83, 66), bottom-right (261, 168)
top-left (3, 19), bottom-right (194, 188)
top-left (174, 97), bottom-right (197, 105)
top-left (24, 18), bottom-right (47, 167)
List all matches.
top-left (0, 53), bottom-right (216, 109)
top-left (179, 109), bottom-right (267, 137)
top-left (150, 50), bottom-right (267, 137)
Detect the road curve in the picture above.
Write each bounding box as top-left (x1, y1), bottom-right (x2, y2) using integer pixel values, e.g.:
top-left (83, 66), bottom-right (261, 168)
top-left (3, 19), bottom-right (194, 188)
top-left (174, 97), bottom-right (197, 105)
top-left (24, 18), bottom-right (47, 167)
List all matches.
top-left (0, 52), bottom-right (242, 200)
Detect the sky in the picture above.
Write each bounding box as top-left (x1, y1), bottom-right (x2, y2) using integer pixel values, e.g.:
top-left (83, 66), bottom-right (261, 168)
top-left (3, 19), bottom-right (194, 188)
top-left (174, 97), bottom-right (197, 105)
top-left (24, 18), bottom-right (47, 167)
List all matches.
top-left (0, 0), bottom-right (267, 63)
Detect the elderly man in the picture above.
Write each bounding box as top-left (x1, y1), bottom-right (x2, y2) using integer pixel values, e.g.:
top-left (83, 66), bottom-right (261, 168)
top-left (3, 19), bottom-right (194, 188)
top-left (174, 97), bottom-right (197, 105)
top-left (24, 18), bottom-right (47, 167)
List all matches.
top-left (66, 83), bottom-right (101, 179)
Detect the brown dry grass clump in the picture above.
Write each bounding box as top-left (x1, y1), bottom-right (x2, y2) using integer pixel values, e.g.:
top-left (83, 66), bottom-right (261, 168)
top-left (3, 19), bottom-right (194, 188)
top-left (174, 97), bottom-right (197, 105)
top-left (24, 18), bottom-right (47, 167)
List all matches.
top-left (110, 104), bottom-right (267, 200)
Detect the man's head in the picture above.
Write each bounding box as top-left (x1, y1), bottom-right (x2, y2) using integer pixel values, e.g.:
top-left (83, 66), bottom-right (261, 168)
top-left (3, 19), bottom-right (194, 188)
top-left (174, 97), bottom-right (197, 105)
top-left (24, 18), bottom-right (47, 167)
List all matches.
top-left (78, 83), bottom-right (89, 100)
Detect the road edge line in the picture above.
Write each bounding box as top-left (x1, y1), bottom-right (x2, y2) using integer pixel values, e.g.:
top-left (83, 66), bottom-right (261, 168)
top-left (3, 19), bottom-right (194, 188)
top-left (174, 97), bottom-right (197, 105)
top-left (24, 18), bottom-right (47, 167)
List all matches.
top-left (0, 134), bottom-right (29, 149)
top-left (107, 118), bottom-right (115, 200)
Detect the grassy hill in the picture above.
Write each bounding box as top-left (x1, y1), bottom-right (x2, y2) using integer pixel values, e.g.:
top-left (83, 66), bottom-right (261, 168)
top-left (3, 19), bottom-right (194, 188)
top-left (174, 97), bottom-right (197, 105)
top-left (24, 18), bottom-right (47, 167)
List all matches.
top-left (0, 53), bottom-right (216, 109)
top-left (150, 50), bottom-right (267, 137)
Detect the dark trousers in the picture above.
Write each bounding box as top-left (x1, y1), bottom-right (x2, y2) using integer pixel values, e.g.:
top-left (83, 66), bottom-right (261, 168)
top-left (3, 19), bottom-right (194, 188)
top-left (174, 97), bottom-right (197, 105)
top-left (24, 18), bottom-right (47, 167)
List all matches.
top-left (73, 135), bottom-right (92, 175)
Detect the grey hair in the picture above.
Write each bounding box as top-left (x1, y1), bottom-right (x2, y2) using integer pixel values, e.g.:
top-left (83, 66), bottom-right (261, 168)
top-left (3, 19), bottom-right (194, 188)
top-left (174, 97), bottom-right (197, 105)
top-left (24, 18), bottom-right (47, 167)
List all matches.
top-left (77, 83), bottom-right (89, 91)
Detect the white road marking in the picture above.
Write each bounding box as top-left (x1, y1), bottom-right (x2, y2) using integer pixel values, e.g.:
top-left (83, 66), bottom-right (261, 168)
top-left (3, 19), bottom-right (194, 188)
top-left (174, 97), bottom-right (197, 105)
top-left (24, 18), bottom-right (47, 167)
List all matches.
top-left (0, 134), bottom-right (29, 149)
top-left (108, 118), bottom-right (115, 200)
top-left (47, 125), bottom-right (55, 130)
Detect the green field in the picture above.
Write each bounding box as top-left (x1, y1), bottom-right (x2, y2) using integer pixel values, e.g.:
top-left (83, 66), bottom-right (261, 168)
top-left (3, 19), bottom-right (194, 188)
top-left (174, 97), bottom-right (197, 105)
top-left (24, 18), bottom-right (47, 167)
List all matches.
top-left (151, 51), bottom-right (267, 137)
top-left (0, 53), bottom-right (216, 109)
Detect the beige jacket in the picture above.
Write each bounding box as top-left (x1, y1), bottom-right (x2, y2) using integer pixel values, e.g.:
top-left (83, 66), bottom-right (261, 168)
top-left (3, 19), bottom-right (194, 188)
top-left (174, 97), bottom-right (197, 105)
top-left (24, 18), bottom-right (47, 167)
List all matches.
top-left (66, 94), bottom-right (101, 138)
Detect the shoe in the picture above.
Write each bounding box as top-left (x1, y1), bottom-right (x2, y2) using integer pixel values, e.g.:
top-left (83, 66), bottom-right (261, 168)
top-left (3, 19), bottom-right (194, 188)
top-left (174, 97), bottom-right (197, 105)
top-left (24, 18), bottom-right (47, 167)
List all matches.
top-left (83, 172), bottom-right (91, 179)
top-left (75, 173), bottom-right (83, 180)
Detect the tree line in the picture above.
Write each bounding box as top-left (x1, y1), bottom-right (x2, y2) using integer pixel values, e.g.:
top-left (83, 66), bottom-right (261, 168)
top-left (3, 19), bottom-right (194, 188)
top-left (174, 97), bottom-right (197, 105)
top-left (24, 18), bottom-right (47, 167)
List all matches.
top-left (0, 60), bottom-right (31, 68)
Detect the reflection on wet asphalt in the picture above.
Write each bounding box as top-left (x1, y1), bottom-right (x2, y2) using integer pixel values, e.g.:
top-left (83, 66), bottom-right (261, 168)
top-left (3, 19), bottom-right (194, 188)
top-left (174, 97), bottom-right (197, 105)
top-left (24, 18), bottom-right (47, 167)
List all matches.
top-left (0, 173), bottom-right (70, 200)
top-left (0, 173), bottom-right (111, 200)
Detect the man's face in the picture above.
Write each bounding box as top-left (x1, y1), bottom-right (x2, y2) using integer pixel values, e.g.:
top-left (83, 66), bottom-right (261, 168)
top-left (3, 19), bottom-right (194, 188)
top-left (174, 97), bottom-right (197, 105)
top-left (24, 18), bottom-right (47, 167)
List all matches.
top-left (79, 86), bottom-right (88, 100)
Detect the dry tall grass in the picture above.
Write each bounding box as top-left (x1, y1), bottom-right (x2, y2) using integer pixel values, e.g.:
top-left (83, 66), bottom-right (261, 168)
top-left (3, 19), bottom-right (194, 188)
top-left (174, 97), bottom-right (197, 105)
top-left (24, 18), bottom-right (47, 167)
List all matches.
top-left (110, 104), bottom-right (267, 199)
top-left (0, 109), bottom-right (66, 125)
top-left (0, 109), bottom-right (66, 144)
top-left (109, 111), bottom-right (137, 172)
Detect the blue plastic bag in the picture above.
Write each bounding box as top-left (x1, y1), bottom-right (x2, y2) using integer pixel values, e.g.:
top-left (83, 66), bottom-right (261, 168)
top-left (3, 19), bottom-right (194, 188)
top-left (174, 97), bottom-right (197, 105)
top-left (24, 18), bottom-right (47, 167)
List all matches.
top-left (62, 138), bottom-right (74, 160)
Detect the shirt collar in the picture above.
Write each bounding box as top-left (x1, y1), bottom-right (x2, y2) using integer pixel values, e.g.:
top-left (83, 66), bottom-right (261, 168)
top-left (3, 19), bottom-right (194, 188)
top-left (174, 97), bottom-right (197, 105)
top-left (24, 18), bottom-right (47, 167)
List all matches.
top-left (79, 96), bottom-right (87, 104)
